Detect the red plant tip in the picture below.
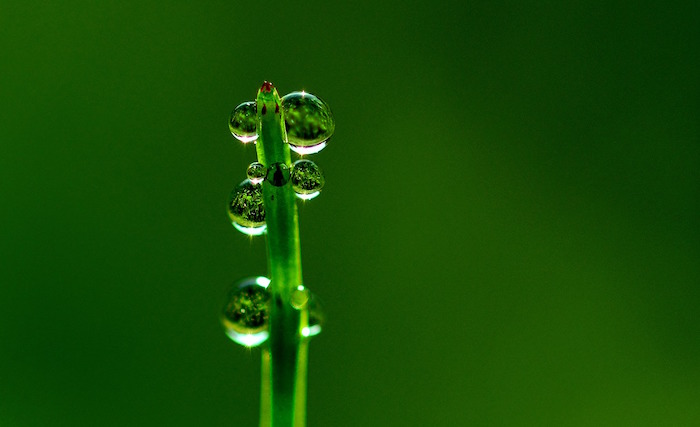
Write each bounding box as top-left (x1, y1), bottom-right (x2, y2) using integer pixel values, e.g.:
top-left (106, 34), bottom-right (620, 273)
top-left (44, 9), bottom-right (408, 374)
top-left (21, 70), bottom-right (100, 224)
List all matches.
top-left (260, 81), bottom-right (274, 93)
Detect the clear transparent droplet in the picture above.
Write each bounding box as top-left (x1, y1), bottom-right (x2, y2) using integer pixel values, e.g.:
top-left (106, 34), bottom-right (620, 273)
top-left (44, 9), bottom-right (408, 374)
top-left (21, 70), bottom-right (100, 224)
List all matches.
top-left (221, 276), bottom-right (271, 347)
top-left (229, 101), bottom-right (258, 143)
top-left (266, 162), bottom-right (290, 187)
top-left (281, 92), bottom-right (334, 154)
top-left (290, 285), bottom-right (310, 310)
top-left (291, 159), bottom-right (324, 199)
top-left (246, 162), bottom-right (266, 184)
top-left (227, 179), bottom-right (265, 235)
top-left (302, 293), bottom-right (325, 338)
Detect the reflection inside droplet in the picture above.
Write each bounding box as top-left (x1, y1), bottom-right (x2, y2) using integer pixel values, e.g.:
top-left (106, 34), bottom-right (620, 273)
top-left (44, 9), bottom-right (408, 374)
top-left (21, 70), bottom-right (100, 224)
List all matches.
top-left (266, 162), bottom-right (290, 187)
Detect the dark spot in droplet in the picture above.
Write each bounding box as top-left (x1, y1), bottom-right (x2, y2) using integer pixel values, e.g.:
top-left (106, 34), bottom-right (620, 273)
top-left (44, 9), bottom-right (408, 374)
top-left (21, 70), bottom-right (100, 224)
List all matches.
top-left (261, 105), bottom-right (267, 115)
top-left (270, 195), bottom-right (274, 200)
top-left (266, 162), bottom-right (290, 187)
top-left (275, 103), bottom-right (280, 114)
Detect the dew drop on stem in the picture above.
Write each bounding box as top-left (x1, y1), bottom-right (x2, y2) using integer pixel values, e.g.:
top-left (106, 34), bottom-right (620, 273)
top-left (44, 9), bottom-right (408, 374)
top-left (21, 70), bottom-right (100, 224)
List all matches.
top-left (291, 159), bottom-right (324, 200)
top-left (281, 92), bottom-right (334, 154)
top-left (228, 179), bottom-right (266, 235)
top-left (246, 162), bottom-right (266, 184)
top-left (229, 101), bottom-right (258, 143)
top-left (221, 276), bottom-right (271, 347)
top-left (290, 286), bottom-right (311, 310)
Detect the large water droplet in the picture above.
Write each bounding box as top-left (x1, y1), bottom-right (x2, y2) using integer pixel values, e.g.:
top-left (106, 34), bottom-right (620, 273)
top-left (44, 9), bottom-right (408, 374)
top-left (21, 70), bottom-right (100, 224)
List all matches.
top-left (266, 162), bottom-right (290, 187)
top-left (291, 159), bottom-right (324, 200)
top-left (229, 101), bottom-right (258, 143)
top-left (221, 276), bottom-right (271, 347)
top-left (281, 92), bottom-right (334, 154)
top-left (246, 162), bottom-right (266, 184)
top-left (302, 293), bottom-right (325, 338)
top-left (228, 179), bottom-right (266, 235)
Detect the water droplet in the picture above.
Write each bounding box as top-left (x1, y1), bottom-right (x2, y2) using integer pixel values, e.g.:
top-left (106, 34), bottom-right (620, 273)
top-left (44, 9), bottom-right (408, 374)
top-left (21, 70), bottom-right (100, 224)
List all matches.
top-left (246, 162), bottom-right (266, 184)
top-left (229, 101), bottom-right (258, 143)
top-left (266, 162), bottom-right (290, 187)
top-left (290, 285), bottom-right (310, 310)
top-left (228, 179), bottom-right (266, 235)
top-left (302, 293), bottom-right (325, 338)
top-left (281, 92), bottom-right (334, 154)
top-left (221, 276), bottom-right (271, 347)
top-left (291, 159), bottom-right (324, 199)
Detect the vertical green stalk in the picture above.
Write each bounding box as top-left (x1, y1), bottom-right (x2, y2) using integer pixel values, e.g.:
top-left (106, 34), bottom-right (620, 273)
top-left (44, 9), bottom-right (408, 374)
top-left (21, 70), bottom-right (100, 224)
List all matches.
top-left (254, 82), bottom-right (307, 427)
top-left (227, 81), bottom-right (331, 427)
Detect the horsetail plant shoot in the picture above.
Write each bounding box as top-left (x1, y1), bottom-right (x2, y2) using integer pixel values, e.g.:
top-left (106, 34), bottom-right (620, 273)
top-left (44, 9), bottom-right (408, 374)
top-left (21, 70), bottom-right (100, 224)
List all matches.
top-left (222, 81), bottom-right (333, 427)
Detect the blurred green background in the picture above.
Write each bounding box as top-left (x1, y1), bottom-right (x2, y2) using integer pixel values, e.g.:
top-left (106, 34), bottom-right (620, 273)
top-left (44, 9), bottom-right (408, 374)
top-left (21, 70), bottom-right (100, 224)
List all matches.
top-left (1, 0), bottom-right (698, 425)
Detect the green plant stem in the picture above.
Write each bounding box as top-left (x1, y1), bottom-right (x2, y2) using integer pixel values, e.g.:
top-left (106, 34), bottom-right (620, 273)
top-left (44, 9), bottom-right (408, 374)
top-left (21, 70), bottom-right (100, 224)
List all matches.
top-left (255, 83), bottom-right (308, 427)
top-left (260, 349), bottom-right (271, 427)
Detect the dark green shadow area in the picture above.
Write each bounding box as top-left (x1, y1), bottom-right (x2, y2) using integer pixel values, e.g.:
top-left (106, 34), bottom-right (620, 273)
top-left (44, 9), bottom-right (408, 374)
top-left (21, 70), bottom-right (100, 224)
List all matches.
top-left (1, 0), bottom-right (698, 425)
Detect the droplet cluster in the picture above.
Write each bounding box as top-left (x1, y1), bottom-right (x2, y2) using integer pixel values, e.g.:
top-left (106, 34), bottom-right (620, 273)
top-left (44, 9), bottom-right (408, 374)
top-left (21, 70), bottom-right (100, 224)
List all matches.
top-left (223, 84), bottom-right (331, 348)
top-left (229, 90), bottom-right (334, 154)
top-left (222, 279), bottom-right (325, 347)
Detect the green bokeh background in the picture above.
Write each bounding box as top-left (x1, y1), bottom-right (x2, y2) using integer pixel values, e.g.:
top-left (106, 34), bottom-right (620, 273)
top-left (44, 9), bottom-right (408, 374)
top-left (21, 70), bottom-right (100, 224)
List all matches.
top-left (1, 1), bottom-right (698, 425)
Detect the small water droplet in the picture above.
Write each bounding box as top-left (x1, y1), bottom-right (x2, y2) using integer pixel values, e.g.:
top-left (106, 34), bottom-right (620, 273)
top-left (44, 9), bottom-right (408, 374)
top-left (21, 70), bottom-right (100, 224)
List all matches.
top-left (302, 293), bottom-right (325, 338)
top-left (246, 162), bottom-right (266, 184)
top-left (228, 179), bottom-right (266, 235)
top-left (266, 162), bottom-right (290, 187)
top-left (281, 92), bottom-right (334, 154)
top-left (229, 101), bottom-right (258, 143)
top-left (222, 277), bottom-right (271, 347)
top-left (291, 159), bottom-right (324, 199)
top-left (290, 286), bottom-right (310, 310)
